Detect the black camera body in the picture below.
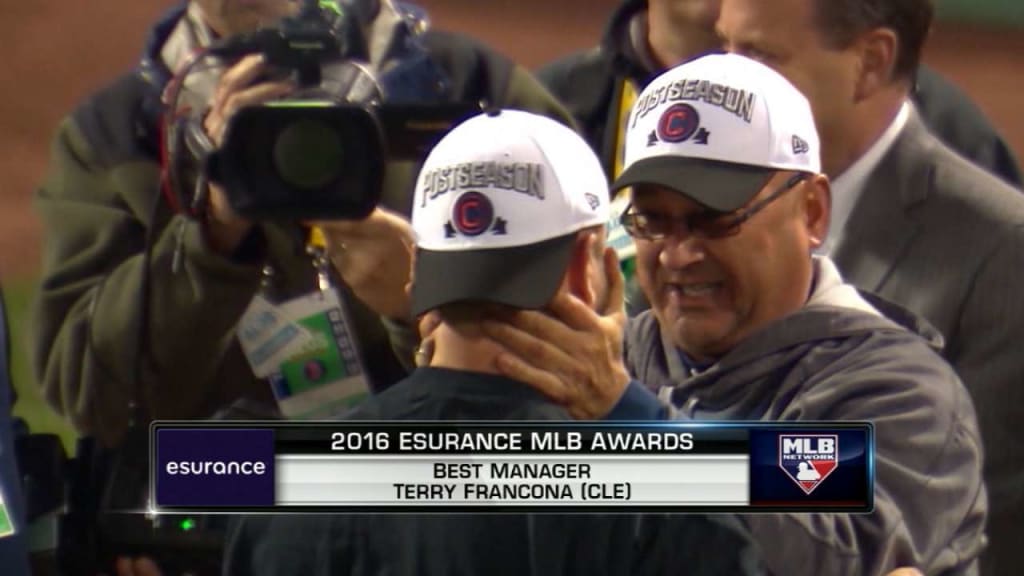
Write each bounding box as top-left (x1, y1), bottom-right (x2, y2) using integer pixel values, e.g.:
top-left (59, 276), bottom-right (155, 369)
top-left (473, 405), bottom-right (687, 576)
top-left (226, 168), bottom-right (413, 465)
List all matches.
top-left (211, 103), bottom-right (387, 221)
top-left (197, 0), bottom-right (385, 222)
top-left (190, 0), bottom-right (478, 222)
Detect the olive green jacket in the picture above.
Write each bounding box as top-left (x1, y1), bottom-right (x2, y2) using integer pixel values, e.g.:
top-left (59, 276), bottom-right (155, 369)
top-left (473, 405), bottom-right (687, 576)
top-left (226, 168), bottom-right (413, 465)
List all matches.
top-left (31, 11), bottom-right (574, 446)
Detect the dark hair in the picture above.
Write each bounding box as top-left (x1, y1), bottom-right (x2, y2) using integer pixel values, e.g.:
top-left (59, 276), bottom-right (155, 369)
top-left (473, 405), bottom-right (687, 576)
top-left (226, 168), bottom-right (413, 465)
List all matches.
top-left (812, 0), bottom-right (934, 80)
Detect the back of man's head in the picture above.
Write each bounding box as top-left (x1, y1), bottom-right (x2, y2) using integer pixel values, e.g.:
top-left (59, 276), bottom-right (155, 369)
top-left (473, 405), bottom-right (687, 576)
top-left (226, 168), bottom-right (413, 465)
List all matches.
top-left (410, 110), bottom-right (611, 320)
top-left (811, 0), bottom-right (934, 82)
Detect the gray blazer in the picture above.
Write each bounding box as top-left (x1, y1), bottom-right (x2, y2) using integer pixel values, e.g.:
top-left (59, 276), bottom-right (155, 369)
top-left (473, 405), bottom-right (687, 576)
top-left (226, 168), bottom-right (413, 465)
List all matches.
top-left (833, 107), bottom-right (1024, 576)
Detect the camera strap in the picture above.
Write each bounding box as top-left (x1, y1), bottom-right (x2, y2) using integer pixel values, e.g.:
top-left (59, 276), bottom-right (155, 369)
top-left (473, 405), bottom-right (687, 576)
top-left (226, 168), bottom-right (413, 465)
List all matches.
top-left (237, 245), bottom-right (372, 419)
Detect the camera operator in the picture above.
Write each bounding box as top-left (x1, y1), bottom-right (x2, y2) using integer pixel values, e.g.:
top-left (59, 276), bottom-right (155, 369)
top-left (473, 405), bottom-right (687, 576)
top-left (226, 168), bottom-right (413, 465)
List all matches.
top-left (30, 0), bottom-right (575, 450)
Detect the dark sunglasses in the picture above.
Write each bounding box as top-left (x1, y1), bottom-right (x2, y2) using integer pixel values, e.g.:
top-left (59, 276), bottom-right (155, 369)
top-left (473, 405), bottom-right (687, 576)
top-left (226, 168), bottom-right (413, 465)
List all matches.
top-left (619, 172), bottom-right (809, 240)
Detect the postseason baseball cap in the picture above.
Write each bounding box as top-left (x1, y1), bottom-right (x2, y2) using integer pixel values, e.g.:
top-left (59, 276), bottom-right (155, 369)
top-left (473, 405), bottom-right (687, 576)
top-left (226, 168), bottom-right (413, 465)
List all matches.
top-left (410, 110), bottom-right (610, 317)
top-left (613, 53), bottom-right (821, 211)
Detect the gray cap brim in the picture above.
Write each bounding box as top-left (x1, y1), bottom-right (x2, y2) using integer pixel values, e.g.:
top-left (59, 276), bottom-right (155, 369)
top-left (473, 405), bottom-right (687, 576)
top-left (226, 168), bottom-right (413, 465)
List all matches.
top-left (611, 156), bottom-right (775, 212)
top-left (411, 234), bottom-right (577, 317)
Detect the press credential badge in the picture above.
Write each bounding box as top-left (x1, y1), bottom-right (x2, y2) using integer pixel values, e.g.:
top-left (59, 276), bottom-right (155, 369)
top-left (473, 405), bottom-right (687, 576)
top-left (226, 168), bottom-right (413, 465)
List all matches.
top-left (264, 287), bottom-right (372, 418)
top-left (238, 293), bottom-right (316, 378)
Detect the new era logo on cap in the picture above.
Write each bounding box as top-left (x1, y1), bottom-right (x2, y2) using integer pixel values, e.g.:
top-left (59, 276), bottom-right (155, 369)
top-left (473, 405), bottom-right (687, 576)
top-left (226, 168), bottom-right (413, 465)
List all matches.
top-left (612, 54), bottom-right (822, 212)
top-left (409, 110), bottom-right (611, 316)
top-left (792, 135), bottom-right (810, 155)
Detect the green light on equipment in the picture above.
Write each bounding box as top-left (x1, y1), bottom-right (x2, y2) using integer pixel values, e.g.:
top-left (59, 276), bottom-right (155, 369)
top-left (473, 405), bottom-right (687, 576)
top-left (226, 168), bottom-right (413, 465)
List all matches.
top-left (179, 518), bottom-right (197, 532)
top-left (319, 0), bottom-right (342, 16)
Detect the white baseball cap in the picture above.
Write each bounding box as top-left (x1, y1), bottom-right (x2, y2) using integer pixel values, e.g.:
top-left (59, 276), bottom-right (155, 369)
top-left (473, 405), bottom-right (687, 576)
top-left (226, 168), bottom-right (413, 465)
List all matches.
top-left (410, 110), bottom-right (610, 316)
top-left (612, 53), bottom-right (821, 211)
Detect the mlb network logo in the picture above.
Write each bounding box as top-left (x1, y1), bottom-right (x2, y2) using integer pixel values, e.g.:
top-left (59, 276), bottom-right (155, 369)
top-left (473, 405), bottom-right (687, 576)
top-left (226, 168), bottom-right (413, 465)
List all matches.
top-left (779, 435), bottom-right (838, 495)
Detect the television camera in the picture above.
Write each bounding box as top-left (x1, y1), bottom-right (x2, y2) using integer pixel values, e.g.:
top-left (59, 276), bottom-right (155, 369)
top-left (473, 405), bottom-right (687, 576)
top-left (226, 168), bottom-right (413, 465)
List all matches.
top-left (25, 1), bottom-right (480, 573)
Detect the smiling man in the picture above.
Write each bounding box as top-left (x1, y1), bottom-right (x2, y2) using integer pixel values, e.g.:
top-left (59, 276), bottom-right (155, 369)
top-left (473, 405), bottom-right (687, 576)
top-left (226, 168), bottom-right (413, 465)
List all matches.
top-left (480, 53), bottom-right (988, 576)
top-left (612, 54), bottom-right (987, 576)
top-left (612, 55), bottom-right (840, 372)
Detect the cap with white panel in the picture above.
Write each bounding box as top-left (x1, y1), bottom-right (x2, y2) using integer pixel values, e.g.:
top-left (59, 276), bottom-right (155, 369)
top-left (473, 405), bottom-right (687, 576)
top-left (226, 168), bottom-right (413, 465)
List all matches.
top-left (611, 53), bottom-right (822, 211)
top-left (410, 109), bottom-right (610, 316)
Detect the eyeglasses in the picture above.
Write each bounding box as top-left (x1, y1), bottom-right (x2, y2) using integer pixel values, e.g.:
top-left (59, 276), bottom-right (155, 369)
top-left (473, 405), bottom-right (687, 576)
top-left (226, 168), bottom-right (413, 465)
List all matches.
top-left (619, 173), bottom-right (808, 240)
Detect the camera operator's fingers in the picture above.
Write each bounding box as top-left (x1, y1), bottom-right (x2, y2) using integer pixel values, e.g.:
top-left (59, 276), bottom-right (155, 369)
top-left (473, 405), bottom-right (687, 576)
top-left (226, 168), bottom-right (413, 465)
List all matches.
top-left (314, 209), bottom-right (416, 320)
top-left (221, 81), bottom-right (295, 117)
top-left (312, 207), bottom-right (415, 241)
top-left (213, 54), bottom-right (269, 105)
top-left (207, 54), bottom-right (269, 143)
top-left (205, 81), bottom-right (295, 146)
top-left (317, 207), bottom-right (416, 241)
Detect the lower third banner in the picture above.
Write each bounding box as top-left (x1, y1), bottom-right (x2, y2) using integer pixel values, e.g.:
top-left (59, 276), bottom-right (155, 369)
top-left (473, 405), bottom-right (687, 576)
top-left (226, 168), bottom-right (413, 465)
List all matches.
top-left (150, 422), bottom-right (873, 513)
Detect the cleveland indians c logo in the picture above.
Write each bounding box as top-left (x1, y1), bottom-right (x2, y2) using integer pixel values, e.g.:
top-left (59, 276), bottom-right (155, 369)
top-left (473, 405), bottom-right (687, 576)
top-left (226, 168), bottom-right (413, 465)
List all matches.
top-left (657, 104), bottom-right (702, 143)
top-left (452, 191), bottom-right (494, 237)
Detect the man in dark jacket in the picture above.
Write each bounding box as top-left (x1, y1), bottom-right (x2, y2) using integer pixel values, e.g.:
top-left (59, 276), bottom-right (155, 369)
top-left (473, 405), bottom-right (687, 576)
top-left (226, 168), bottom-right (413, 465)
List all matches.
top-left (480, 54), bottom-right (987, 576)
top-left (222, 110), bottom-right (763, 576)
top-left (30, 0), bottom-right (575, 448)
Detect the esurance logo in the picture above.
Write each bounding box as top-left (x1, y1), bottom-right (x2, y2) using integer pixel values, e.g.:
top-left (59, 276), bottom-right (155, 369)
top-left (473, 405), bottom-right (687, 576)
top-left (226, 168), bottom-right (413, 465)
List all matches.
top-left (779, 435), bottom-right (838, 495)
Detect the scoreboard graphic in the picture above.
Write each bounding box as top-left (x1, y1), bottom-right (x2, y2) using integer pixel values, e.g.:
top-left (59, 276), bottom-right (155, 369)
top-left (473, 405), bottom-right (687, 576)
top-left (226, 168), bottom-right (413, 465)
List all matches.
top-left (150, 422), bottom-right (874, 513)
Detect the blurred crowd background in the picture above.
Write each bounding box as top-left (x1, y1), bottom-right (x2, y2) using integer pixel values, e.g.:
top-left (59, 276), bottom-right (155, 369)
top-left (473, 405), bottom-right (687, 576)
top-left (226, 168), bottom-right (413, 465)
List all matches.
top-left (2, 0), bottom-right (1022, 448)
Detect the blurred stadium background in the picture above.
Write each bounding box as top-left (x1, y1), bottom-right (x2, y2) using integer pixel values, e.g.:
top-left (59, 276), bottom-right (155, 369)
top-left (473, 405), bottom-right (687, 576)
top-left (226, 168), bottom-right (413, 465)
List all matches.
top-left (2, 0), bottom-right (1022, 449)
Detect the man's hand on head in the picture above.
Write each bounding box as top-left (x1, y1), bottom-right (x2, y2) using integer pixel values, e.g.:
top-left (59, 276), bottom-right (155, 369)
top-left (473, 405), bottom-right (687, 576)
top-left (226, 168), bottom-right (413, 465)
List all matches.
top-left (313, 207), bottom-right (416, 321)
top-left (482, 247), bottom-right (630, 419)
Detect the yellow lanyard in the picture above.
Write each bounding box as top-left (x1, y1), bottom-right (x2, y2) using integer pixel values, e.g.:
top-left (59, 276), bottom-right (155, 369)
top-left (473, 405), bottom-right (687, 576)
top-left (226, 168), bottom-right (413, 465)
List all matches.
top-left (608, 79), bottom-right (641, 274)
top-left (308, 226), bottom-right (328, 250)
top-left (613, 79), bottom-right (640, 182)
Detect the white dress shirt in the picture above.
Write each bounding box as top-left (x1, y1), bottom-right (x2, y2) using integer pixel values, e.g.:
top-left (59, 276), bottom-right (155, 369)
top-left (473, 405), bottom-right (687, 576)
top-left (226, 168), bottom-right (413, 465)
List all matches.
top-left (822, 101), bottom-right (911, 256)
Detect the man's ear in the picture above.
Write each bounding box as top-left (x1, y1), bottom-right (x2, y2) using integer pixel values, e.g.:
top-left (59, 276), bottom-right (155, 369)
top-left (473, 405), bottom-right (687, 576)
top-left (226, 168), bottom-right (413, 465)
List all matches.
top-left (564, 231), bottom-right (599, 307)
top-left (802, 174), bottom-right (831, 249)
top-left (854, 28), bottom-right (899, 100)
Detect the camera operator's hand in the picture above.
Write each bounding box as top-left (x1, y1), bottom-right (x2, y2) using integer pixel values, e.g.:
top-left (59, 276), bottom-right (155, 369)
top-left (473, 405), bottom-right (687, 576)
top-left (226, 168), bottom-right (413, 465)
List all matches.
top-left (314, 207), bottom-right (416, 320)
top-left (202, 54), bottom-right (296, 256)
